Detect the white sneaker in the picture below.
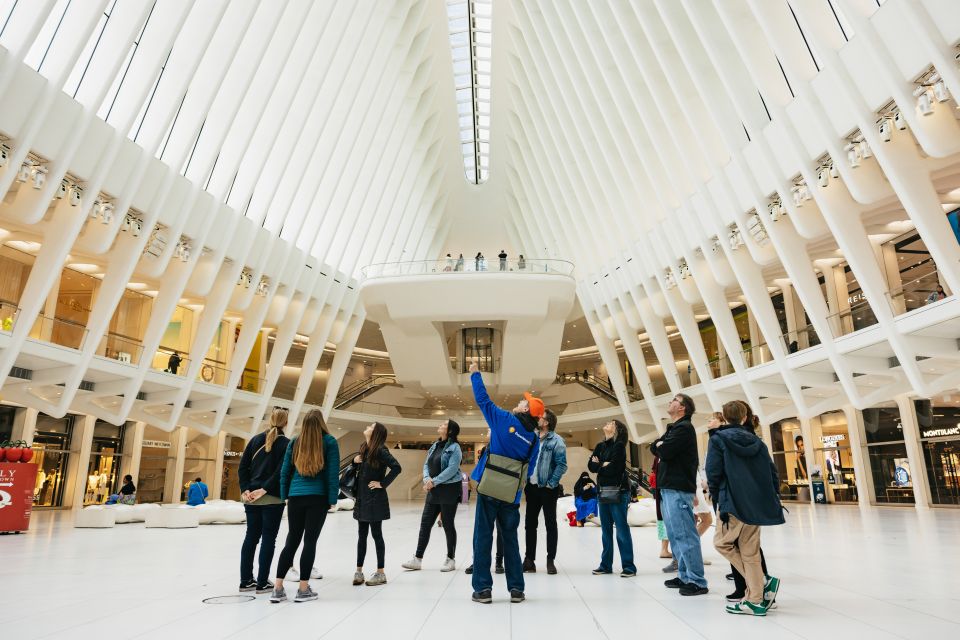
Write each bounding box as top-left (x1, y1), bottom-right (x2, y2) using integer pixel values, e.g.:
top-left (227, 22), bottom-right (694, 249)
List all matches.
top-left (402, 557), bottom-right (423, 571)
top-left (310, 567), bottom-right (323, 579)
top-left (286, 567), bottom-right (298, 579)
top-left (440, 557), bottom-right (456, 572)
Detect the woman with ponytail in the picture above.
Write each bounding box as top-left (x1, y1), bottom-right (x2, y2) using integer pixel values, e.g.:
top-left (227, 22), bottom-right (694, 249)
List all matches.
top-left (270, 409), bottom-right (340, 603)
top-left (238, 408), bottom-right (290, 594)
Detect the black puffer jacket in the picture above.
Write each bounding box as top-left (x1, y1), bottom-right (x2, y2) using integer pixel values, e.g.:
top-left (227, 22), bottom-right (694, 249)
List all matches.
top-left (238, 431), bottom-right (290, 498)
top-left (353, 446), bottom-right (402, 522)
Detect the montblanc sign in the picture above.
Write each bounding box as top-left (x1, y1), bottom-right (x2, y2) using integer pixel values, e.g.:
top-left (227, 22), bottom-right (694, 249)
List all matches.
top-left (920, 425), bottom-right (960, 439)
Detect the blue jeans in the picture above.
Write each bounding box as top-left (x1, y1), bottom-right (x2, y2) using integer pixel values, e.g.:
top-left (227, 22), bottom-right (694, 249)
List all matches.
top-left (240, 503), bottom-right (285, 585)
top-left (472, 493), bottom-right (523, 593)
top-left (597, 492), bottom-right (636, 573)
top-left (660, 488), bottom-right (706, 588)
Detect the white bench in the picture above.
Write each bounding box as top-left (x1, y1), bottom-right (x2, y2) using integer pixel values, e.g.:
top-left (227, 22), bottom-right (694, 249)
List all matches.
top-left (145, 505), bottom-right (199, 528)
top-left (75, 506), bottom-right (117, 528)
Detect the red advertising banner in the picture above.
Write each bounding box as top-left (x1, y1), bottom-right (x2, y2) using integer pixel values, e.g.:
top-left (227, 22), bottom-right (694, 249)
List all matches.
top-left (0, 462), bottom-right (38, 533)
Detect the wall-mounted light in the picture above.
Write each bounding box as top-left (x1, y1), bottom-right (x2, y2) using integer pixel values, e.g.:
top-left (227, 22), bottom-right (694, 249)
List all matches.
top-left (914, 85), bottom-right (934, 116)
top-left (55, 179), bottom-right (68, 199)
top-left (817, 166), bottom-right (830, 187)
top-left (256, 277), bottom-right (270, 297)
top-left (68, 185), bottom-right (82, 207)
top-left (893, 110), bottom-right (907, 130)
top-left (931, 73), bottom-right (950, 103)
top-left (845, 143), bottom-right (861, 168)
top-left (0, 141), bottom-right (9, 168)
top-left (728, 229), bottom-right (743, 250)
top-left (878, 117), bottom-right (892, 142)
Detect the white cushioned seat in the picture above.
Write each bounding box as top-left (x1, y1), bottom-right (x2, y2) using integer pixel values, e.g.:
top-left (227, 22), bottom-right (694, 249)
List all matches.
top-left (145, 505), bottom-right (199, 528)
top-left (336, 497), bottom-right (355, 511)
top-left (75, 506), bottom-right (116, 528)
top-left (626, 498), bottom-right (656, 526)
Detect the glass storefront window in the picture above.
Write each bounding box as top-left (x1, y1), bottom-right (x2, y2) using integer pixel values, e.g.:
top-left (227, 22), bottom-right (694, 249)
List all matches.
top-left (32, 414), bottom-right (75, 507)
top-left (0, 245), bottom-right (34, 311)
top-left (809, 411), bottom-right (858, 504)
top-left (915, 398), bottom-right (960, 506)
top-left (770, 419), bottom-right (808, 501)
top-left (138, 427), bottom-right (173, 503)
top-left (221, 436), bottom-right (246, 501)
top-left (0, 406), bottom-right (16, 443)
top-left (84, 421), bottom-right (127, 505)
top-left (862, 405), bottom-right (914, 504)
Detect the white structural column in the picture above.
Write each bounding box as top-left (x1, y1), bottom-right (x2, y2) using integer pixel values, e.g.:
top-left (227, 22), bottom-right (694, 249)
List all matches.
top-left (840, 405), bottom-right (873, 508)
top-left (121, 421), bottom-right (146, 495)
top-left (68, 414), bottom-right (96, 510)
top-left (164, 427), bottom-right (188, 505)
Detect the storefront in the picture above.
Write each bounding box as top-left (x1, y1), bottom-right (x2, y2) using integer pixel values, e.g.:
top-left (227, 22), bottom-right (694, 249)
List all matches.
top-left (915, 398), bottom-right (960, 506)
top-left (138, 427), bottom-right (173, 503)
top-left (862, 404), bottom-right (914, 505)
top-left (32, 414), bottom-right (75, 508)
top-left (181, 429), bottom-right (215, 501)
top-left (0, 405), bottom-right (15, 443)
top-left (83, 421), bottom-right (128, 505)
top-left (220, 435), bottom-right (246, 501)
top-left (769, 419), bottom-right (808, 501)
top-left (808, 411), bottom-right (858, 504)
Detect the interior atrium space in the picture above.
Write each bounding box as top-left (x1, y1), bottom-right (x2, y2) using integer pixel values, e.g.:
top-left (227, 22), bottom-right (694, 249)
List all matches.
top-left (2, 1), bottom-right (960, 638)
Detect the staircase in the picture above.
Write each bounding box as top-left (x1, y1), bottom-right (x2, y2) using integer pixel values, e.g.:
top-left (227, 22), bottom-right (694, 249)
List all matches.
top-left (557, 372), bottom-right (642, 402)
top-left (334, 375), bottom-right (399, 409)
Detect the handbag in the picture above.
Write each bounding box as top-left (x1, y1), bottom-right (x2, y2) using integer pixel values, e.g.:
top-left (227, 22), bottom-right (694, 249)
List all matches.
top-left (598, 485), bottom-right (622, 504)
top-left (477, 431), bottom-right (537, 503)
top-left (339, 463), bottom-right (358, 499)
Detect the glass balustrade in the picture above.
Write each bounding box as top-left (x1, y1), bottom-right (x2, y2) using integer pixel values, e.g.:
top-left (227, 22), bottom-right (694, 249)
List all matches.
top-left (360, 258), bottom-right (575, 278)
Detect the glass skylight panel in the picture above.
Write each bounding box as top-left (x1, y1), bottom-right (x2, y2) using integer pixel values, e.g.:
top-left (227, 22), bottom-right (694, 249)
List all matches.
top-left (446, 0), bottom-right (491, 184)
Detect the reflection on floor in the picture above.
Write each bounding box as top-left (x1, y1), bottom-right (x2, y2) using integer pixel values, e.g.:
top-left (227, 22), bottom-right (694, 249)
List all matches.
top-left (5, 501), bottom-right (960, 639)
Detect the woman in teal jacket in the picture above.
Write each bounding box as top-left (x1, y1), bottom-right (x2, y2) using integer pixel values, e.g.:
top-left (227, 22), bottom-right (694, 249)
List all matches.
top-left (270, 410), bottom-right (340, 604)
top-left (402, 419), bottom-right (463, 572)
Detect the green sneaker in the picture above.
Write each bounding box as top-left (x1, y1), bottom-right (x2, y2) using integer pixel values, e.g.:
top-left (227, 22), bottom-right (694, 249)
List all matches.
top-left (762, 575), bottom-right (780, 609)
top-left (726, 601), bottom-right (767, 616)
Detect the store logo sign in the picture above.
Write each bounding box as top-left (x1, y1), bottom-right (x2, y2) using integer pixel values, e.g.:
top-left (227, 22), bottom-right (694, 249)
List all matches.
top-left (142, 440), bottom-right (171, 449)
top-left (820, 434), bottom-right (846, 444)
top-left (920, 425), bottom-right (960, 439)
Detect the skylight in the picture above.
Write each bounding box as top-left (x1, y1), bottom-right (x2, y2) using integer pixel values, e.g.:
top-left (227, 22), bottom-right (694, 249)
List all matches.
top-left (446, 0), bottom-right (491, 185)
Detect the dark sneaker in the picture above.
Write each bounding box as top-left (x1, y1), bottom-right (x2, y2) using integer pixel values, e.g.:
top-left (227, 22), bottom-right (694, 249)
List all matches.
top-left (465, 564), bottom-right (474, 575)
top-left (510, 589), bottom-right (525, 603)
top-left (679, 584), bottom-right (709, 596)
top-left (255, 581), bottom-right (274, 595)
top-left (661, 559), bottom-right (678, 573)
top-left (592, 568), bottom-right (613, 575)
top-left (664, 577), bottom-right (686, 589)
top-left (495, 561), bottom-right (505, 574)
top-left (472, 589), bottom-right (493, 604)
top-left (726, 590), bottom-right (746, 602)
top-left (294, 586), bottom-right (318, 602)
top-left (546, 559), bottom-right (557, 575)
top-left (522, 558), bottom-right (536, 573)
top-left (239, 579), bottom-right (257, 592)
top-left (726, 601), bottom-right (766, 616)
top-left (725, 572), bottom-right (735, 581)
top-left (620, 569), bottom-right (637, 578)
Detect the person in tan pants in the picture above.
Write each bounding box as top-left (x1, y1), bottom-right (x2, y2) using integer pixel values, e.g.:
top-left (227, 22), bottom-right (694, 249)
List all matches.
top-left (705, 401), bottom-right (784, 616)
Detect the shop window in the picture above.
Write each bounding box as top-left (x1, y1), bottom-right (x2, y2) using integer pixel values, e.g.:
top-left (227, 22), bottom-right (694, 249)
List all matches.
top-left (809, 411), bottom-right (858, 504)
top-left (769, 419), bottom-right (808, 501)
top-left (138, 427), bottom-right (173, 503)
top-left (915, 398), bottom-right (960, 506)
top-left (84, 421), bottom-right (127, 505)
top-left (841, 265), bottom-right (878, 333)
top-left (221, 436), bottom-right (246, 501)
top-left (32, 414), bottom-right (76, 507)
top-left (0, 406), bottom-right (16, 443)
top-left (862, 405), bottom-right (914, 504)
top-left (0, 246), bottom-right (33, 321)
top-left (152, 305), bottom-right (195, 373)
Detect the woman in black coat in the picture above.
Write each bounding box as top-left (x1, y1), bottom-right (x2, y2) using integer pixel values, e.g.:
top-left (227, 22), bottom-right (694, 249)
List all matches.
top-left (352, 422), bottom-right (401, 586)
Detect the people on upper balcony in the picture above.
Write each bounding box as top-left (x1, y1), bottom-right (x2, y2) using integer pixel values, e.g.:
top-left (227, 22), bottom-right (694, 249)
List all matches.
top-left (518, 254), bottom-right (526, 270)
top-left (166, 351), bottom-right (182, 374)
top-left (927, 284), bottom-right (947, 304)
top-left (445, 253), bottom-right (454, 272)
top-left (456, 253), bottom-right (464, 271)
top-left (498, 250), bottom-right (508, 271)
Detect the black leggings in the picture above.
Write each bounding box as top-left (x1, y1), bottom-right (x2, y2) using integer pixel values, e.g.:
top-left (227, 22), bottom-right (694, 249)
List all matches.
top-left (732, 546), bottom-right (768, 593)
top-left (357, 520), bottom-right (385, 568)
top-left (276, 496), bottom-right (329, 580)
top-left (415, 502), bottom-right (457, 559)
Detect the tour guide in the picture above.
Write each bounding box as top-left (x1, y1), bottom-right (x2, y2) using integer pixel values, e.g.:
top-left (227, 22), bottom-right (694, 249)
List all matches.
top-left (468, 361), bottom-right (542, 605)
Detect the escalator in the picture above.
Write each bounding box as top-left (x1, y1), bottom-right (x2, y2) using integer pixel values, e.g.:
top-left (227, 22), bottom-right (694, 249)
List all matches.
top-left (557, 372), bottom-right (641, 402)
top-left (334, 375), bottom-right (398, 409)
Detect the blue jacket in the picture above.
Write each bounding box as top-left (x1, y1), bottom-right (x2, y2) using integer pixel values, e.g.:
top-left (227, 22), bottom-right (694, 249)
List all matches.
top-left (279, 434), bottom-right (341, 505)
top-left (531, 431), bottom-right (567, 488)
top-left (186, 481), bottom-right (208, 506)
top-left (423, 440), bottom-right (463, 485)
top-left (705, 425), bottom-right (785, 526)
top-left (471, 371), bottom-right (540, 504)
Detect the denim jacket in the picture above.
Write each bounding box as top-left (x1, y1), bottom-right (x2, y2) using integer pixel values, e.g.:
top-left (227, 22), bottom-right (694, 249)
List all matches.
top-left (533, 431), bottom-right (568, 488)
top-left (422, 440), bottom-right (463, 485)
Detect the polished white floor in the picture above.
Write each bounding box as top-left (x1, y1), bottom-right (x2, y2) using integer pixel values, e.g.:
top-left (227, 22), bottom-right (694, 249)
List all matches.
top-left (4, 501), bottom-right (960, 639)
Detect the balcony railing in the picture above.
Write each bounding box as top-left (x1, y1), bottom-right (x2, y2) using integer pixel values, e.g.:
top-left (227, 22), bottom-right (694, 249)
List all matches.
top-left (97, 332), bottom-right (144, 365)
top-left (886, 270), bottom-right (949, 315)
top-left (238, 368), bottom-right (267, 394)
top-left (29, 315), bottom-right (88, 350)
top-left (0, 300), bottom-right (19, 332)
top-left (360, 258), bottom-right (575, 279)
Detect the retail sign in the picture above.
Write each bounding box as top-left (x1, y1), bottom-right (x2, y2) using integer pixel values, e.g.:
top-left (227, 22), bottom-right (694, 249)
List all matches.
top-left (142, 439), bottom-right (171, 449)
top-left (0, 462), bottom-right (38, 532)
top-left (920, 425), bottom-right (960, 439)
top-left (223, 450), bottom-right (242, 458)
top-left (820, 434), bottom-right (846, 445)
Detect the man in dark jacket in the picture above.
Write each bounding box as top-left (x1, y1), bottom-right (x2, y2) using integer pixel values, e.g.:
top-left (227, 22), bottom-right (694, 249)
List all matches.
top-left (706, 401), bottom-right (784, 616)
top-left (469, 361), bottom-right (541, 605)
top-left (650, 393), bottom-right (707, 596)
